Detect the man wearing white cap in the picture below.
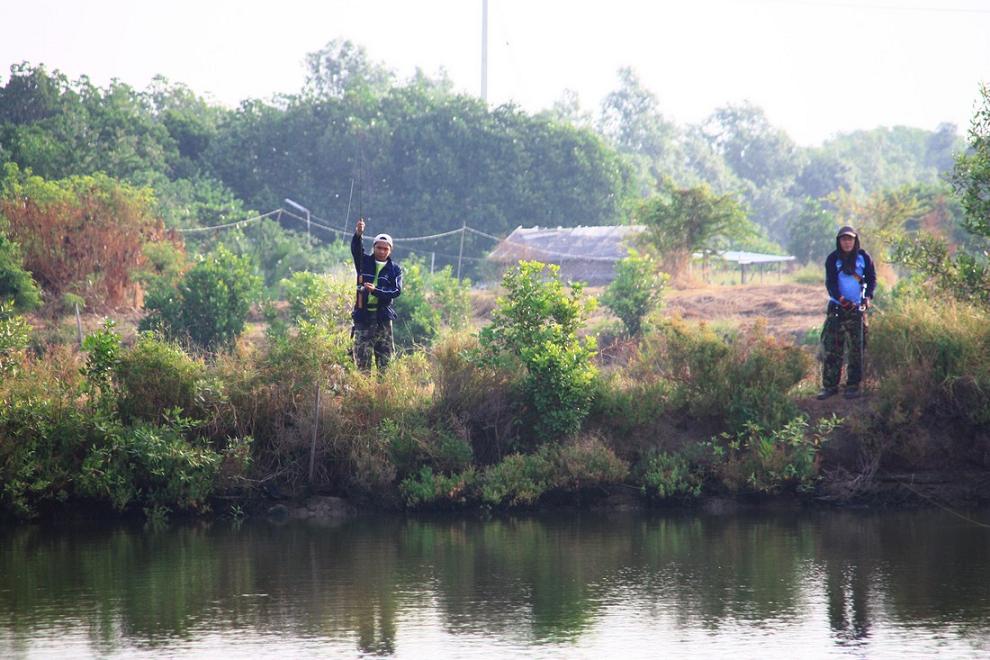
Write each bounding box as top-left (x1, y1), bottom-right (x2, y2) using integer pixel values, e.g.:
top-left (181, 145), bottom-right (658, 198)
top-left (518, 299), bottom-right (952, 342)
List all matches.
top-left (351, 218), bottom-right (402, 372)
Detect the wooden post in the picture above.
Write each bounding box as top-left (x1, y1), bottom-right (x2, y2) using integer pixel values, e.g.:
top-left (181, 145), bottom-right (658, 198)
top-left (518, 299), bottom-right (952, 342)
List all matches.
top-left (75, 303), bottom-right (83, 347)
top-left (309, 382), bottom-right (321, 484)
top-left (457, 220), bottom-right (466, 280)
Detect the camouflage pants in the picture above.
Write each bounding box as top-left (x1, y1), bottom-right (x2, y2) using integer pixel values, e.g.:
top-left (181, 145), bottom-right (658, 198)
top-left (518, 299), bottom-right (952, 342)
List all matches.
top-left (821, 305), bottom-right (868, 389)
top-left (353, 319), bottom-right (394, 372)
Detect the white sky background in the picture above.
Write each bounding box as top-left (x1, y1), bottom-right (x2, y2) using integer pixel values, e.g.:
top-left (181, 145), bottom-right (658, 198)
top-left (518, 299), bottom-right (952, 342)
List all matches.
top-left (1, 0), bottom-right (989, 146)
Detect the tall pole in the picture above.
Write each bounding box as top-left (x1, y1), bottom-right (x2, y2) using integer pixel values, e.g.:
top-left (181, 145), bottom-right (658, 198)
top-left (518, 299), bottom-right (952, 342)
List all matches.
top-left (457, 221), bottom-right (467, 280)
top-left (481, 0), bottom-right (488, 102)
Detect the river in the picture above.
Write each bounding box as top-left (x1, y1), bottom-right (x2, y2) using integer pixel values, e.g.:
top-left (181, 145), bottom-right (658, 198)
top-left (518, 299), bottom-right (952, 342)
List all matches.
top-left (2, 507), bottom-right (989, 658)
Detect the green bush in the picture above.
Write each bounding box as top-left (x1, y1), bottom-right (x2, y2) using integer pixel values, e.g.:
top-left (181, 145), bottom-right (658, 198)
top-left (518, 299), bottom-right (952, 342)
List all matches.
top-left (554, 435), bottom-right (629, 490)
top-left (430, 332), bottom-right (521, 464)
top-left (0, 231), bottom-right (41, 311)
top-left (399, 466), bottom-right (477, 508)
top-left (0, 301), bottom-right (30, 379)
top-left (633, 318), bottom-right (809, 431)
top-left (115, 333), bottom-right (210, 425)
top-left (479, 451), bottom-right (554, 506)
top-left (78, 412), bottom-right (222, 512)
top-left (393, 258), bottom-right (472, 350)
top-left (637, 450), bottom-right (704, 500)
top-left (603, 250), bottom-right (667, 336)
top-left (142, 245), bottom-right (261, 349)
top-left (708, 416), bottom-right (839, 494)
top-left (479, 261), bottom-right (598, 442)
top-left (869, 298), bottom-right (990, 429)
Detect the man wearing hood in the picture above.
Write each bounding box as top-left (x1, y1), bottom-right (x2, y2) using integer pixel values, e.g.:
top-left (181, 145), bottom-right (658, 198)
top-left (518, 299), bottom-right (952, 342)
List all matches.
top-left (818, 226), bottom-right (876, 400)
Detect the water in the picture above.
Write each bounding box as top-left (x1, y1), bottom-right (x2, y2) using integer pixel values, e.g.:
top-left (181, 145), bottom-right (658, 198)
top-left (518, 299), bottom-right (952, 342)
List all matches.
top-left (2, 508), bottom-right (989, 658)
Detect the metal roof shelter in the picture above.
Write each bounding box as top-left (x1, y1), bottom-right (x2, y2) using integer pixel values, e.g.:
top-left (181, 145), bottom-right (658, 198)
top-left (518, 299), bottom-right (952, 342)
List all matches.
top-left (488, 225), bottom-right (645, 285)
top-left (699, 250), bottom-right (797, 284)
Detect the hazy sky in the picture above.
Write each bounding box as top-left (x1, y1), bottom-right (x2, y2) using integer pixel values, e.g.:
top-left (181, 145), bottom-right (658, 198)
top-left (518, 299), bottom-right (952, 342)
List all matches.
top-left (2, 0), bottom-right (989, 145)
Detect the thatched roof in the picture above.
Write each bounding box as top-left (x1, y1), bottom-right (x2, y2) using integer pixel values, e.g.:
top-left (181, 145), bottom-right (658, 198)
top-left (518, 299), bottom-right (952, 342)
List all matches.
top-left (487, 225), bottom-right (645, 284)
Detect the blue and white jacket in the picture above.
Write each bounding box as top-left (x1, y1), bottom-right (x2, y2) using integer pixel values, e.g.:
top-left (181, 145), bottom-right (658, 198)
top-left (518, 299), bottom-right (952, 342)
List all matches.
top-left (825, 248), bottom-right (876, 306)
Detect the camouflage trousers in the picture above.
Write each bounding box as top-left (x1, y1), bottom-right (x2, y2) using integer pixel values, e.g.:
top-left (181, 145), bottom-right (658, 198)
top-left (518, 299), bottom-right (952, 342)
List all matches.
top-left (353, 319), bottom-right (394, 373)
top-left (821, 304), bottom-right (868, 389)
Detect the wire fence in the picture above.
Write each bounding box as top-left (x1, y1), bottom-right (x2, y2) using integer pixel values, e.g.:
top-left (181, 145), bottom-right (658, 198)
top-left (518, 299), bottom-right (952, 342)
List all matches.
top-left (175, 206), bottom-right (628, 268)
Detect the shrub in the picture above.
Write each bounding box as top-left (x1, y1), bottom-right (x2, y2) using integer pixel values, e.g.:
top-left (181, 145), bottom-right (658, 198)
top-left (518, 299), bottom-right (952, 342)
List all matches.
top-left (869, 298), bottom-right (990, 429)
top-left (393, 258), bottom-right (472, 350)
top-left (632, 318), bottom-right (809, 431)
top-left (0, 301), bottom-right (30, 379)
top-left (399, 466), bottom-right (477, 508)
top-left (0, 231), bottom-right (41, 311)
top-left (0, 165), bottom-right (166, 308)
top-left (430, 331), bottom-right (521, 464)
top-left (115, 333), bottom-right (210, 424)
top-left (142, 245), bottom-right (262, 349)
top-left (479, 451), bottom-right (554, 507)
top-left (81, 320), bottom-right (121, 406)
top-left (708, 416), bottom-right (839, 494)
top-left (78, 412), bottom-right (223, 512)
top-left (603, 250), bottom-right (667, 336)
top-left (479, 261), bottom-right (598, 442)
top-left (553, 435), bottom-right (629, 490)
top-left (637, 450), bottom-right (704, 500)
top-left (280, 269), bottom-right (352, 327)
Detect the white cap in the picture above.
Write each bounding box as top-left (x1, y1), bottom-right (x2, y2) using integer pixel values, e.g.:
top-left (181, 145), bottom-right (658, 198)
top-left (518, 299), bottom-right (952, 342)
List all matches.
top-left (373, 233), bottom-right (393, 248)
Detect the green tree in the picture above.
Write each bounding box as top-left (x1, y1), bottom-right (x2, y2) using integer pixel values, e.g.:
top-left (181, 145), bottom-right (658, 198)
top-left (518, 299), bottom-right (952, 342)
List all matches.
top-left (636, 181), bottom-right (751, 276)
top-left (142, 246), bottom-right (261, 349)
top-left (603, 251), bottom-right (668, 336)
top-left (303, 39), bottom-right (395, 100)
top-left (785, 198), bottom-right (837, 264)
top-left (479, 261), bottom-right (597, 442)
top-left (953, 83), bottom-right (990, 238)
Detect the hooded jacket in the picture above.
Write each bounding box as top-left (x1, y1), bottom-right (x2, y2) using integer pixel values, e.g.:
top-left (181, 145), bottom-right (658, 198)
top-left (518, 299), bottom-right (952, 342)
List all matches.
top-left (351, 232), bottom-right (402, 323)
top-left (824, 231), bottom-right (876, 305)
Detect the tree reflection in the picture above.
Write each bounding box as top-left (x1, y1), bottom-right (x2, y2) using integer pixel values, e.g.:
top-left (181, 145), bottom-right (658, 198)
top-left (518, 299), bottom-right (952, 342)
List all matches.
top-left (1, 508), bottom-right (989, 656)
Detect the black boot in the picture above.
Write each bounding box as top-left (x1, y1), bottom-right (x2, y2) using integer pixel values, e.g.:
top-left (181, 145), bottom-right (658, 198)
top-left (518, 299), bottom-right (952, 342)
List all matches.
top-left (817, 387), bottom-right (839, 400)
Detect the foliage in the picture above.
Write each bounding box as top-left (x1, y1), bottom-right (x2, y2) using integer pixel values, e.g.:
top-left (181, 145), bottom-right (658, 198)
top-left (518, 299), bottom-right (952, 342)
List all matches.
top-left (890, 232), bottom-right (990, 307)
top-left (479, 451), bottom-right (555, 507)
top-left (77, 412), bottom-right (223, 512)
top-left (869, 298), bottom-right (990, 429)
top-left (785, 198), bottom-right (837, 264)
top-left (637, 450), bottom-right (703, 500)
top-left (0, 228), bottom-right (41, 311)
top-left (635, 180), bottom-right (751, 275)
top-left (399, 466), bottom-right (477, 508)
top-left (603, 250), bottom-right (668, 336)
top-left (0, 164), bottom-right (166, 308)
top-left (479, 261), bottom-right (598, 442)
top-left (630, 318), bottom-right (809, 431)
top-left (81, 320), bottom-right (121, 405)
top-left (393, 257), bottom-right (471, 350)
top-left (708, 416), bottom-right (839, 494)
top-left (0, 301), bottom-right (30, 379)
top-left (142, 245), bottom-right (262, 349)
top-left (430, 331), bottom-right (521, 464)
top-left (952, 83), bottom-right (990, 238)
top-left (214, 219), bottom-right (350, 290)
top-left (114, 333), bottom-right (210, 425)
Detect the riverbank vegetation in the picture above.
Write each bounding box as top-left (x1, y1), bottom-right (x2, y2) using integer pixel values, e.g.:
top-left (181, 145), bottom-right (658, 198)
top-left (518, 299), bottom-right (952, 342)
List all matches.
top-left (1, 53), bottom-right (989, 521)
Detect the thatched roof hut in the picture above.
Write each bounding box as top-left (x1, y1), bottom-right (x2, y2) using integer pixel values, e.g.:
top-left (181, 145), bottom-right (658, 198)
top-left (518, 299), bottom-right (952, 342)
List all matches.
top-left (487, 225), bottom-right (645, 285)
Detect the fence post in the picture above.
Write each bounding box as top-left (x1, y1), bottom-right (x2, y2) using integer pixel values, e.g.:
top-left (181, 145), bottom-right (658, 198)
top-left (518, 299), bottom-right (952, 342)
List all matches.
top-left (309, 382), bottom-right (321, 484)
top-left (457, 221), bottom-right (466, 280)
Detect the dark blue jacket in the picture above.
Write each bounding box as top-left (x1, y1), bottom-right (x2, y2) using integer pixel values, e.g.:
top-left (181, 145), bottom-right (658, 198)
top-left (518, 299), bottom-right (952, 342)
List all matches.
top-left (825, 248), bottom-right (876, 304)
top-left (352, 233), bottom-right (402, 323)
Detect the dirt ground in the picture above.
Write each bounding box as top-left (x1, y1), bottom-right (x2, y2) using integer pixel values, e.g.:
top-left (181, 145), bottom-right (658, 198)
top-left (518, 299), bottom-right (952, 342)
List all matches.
top-left (663, 282), bottom-right (825, 340)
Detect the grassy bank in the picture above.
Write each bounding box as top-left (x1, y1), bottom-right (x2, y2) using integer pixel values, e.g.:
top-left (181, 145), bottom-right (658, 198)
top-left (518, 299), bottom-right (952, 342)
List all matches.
top-left (2, 280), bottom-right (989, 522)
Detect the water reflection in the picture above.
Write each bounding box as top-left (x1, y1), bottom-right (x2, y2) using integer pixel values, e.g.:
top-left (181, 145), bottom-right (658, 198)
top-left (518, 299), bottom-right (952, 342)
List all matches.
top-left (1, 509), bottom-right (989, 657)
